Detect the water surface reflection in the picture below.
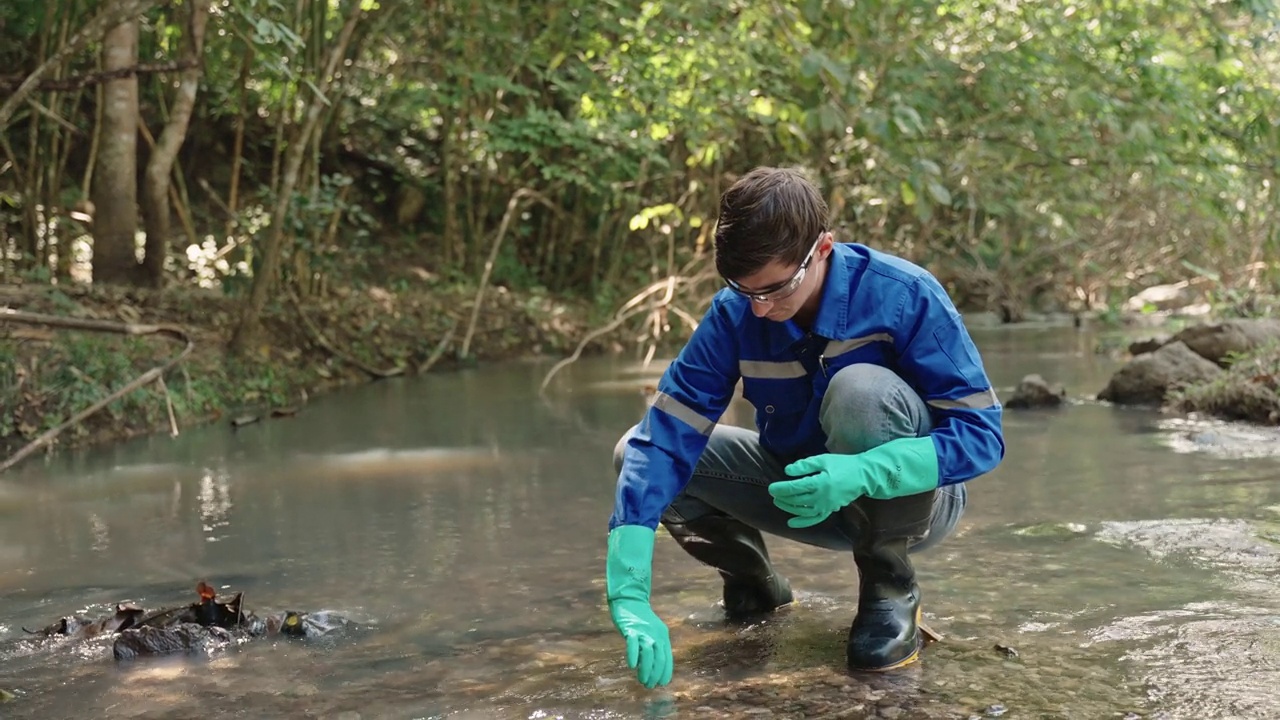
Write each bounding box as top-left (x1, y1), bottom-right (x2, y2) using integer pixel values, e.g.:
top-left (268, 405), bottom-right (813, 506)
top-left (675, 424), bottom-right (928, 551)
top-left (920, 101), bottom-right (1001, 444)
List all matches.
top-left (1, 326), bottom-right (1278, 718)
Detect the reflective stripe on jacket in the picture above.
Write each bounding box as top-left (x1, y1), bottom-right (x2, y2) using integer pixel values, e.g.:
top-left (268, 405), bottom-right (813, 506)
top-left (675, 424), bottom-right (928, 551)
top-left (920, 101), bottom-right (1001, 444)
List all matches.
top-left (609, 242), bottom-right (1005, 530)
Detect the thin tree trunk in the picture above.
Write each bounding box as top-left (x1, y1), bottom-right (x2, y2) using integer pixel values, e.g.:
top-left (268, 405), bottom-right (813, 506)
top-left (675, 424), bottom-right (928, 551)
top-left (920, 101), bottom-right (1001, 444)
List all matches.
top-left (441, 113), bottom-right (460, 268)
top-left (140, 0), bottom-right (209, 287)
top-left (229, 1), bottom-right (364, 354)
top-left (226, 49), bottom-right (252, 232)
top-left (47, 0), bottom-right (78, 273)
top-left (24, 2), bottom-right (54, 269)
top-left (92, 10), bottom-right (141, 285)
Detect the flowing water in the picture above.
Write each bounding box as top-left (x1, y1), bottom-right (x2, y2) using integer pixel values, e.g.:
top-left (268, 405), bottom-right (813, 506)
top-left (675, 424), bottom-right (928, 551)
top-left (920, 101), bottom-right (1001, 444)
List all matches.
top-left (2, 323), bottom-right (1280, 719)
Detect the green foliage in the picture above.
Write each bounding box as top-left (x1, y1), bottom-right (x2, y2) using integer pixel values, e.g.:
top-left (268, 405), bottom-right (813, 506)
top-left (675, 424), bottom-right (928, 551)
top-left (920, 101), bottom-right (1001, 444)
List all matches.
top-left (0, 333), bottom-right (310, 448)
top-left (1, 0), bottom-right (1278, 322)
top-left (0, 0), bottom-right (46, 45)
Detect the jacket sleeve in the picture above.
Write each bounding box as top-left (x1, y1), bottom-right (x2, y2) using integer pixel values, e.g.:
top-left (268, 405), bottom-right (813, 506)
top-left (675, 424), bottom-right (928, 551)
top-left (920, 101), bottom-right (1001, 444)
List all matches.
top-left (893, 274), bottom-right (1005, 485)
top-left (609, 296), bottom-right (741, 530)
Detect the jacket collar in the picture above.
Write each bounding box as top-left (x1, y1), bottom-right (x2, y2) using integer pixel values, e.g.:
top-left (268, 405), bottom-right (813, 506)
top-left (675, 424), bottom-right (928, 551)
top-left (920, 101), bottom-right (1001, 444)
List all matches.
top-left (810, 241), bottom-right (855, 338)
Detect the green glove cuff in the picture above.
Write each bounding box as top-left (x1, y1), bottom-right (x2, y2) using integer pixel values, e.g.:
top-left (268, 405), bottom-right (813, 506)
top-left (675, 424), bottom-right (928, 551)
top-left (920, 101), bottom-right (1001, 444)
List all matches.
top-left (861, 435), bottom-right (940, 500)
top-left (606, 524), bottom-right (656, 603)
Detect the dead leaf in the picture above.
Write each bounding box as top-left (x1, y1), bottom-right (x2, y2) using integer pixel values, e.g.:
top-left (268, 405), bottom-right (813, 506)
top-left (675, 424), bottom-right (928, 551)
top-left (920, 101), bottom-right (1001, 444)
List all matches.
top-left (117, 305), bottom-right (142, 323)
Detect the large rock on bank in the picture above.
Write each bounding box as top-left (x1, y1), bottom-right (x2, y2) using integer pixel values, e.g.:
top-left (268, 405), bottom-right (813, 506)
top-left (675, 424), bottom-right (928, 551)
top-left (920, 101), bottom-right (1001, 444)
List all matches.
top-left (1100, 318), bottom-right (1280, 407)
top-left (1170, 318), bottom-right (1280, 367)
top-left (1098, 341), bottom-right (1222, 406)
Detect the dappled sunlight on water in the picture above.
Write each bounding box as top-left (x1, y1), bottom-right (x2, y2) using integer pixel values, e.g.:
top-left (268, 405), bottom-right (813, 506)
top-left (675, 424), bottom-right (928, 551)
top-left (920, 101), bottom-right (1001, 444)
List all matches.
top-left (1, 327), bottom-right (1280, 718)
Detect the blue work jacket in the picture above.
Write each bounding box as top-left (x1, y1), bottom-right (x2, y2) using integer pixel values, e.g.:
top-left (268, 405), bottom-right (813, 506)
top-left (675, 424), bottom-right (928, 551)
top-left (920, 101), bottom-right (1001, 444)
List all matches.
top-left (609, 242), bottom-right (1005, 530)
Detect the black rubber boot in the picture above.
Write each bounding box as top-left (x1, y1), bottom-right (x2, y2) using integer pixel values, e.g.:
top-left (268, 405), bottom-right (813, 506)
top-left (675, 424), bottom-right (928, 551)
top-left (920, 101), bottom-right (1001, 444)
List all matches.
top-left (841, 490), bottom-right (936, 671)
top-left (663, 514), bottom-right (794, 620)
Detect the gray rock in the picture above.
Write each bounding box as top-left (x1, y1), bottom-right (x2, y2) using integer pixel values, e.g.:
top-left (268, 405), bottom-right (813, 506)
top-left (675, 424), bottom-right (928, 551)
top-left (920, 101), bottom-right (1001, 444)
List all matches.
top-left (1170, 318), bottom-right (1280, 367)
top-left (1006, 374), bottom-right (1067, 409)
top-left (1097, 341), bottom-right (1222, 406)
top-left (1127, 334), bottom-right (1170, 356)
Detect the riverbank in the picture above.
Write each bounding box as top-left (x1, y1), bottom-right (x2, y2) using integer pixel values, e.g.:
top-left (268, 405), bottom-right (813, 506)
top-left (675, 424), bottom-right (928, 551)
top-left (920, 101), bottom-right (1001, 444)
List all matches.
top-left (6, 279), bottom-right (1278, 471)
top-left (0, 281), bottom-right (604, 468)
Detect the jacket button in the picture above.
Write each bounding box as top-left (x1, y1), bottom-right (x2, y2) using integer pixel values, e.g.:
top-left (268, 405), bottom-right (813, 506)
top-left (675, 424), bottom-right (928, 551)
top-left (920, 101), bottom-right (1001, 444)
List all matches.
top-left (765, 405), bottom-right (775, 414)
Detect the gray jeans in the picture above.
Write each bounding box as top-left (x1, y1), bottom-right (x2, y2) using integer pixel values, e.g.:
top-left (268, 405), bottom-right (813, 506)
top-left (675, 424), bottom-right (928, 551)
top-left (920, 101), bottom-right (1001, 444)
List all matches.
top-left (613, 364), bottom-right (967, 553)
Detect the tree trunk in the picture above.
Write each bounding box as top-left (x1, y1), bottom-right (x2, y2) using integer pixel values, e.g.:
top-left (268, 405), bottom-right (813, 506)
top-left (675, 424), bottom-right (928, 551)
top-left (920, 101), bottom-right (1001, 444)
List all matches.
top-left (92, 10), bottom-right (140, 285)
top-left (140, 0), bottom-right (210, 288)
top-left (441, 112), bottom-right (460, 267)
top-left (229, 1), bottom-right (364, 354)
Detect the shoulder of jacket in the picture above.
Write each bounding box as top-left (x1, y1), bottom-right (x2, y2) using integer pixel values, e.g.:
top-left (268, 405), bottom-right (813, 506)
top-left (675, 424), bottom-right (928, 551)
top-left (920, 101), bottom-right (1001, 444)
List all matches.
top-left (708, 287), bottom-right (751, 323)
top-left (856, 245), bottom-right (931, 288)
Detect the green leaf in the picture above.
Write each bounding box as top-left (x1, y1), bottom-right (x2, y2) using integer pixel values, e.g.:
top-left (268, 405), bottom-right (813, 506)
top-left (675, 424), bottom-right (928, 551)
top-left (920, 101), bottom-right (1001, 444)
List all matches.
top-left (800, 0), bottom-right (825, 26)
top-left (818, 104), bottom-right (842, 134)
top-left (800, 51), bottom-right (825, 79)
top-left (926, 179), bottom-right (952, 205)
top-left (900, 181), bottom-right (917, 206)
top-left (917, 159), bottom-right (942, 176)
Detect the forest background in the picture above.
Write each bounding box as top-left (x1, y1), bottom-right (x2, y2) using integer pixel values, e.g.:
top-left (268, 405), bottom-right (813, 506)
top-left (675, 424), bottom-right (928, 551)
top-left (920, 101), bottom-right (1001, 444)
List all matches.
top-left (1, 0), bottom-right (1278, 461)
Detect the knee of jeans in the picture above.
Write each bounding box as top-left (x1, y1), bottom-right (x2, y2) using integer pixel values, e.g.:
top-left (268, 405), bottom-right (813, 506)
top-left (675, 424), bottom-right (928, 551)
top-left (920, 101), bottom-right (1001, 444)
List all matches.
top-left (612, 424), bottom-right (640, 474)
top-left (821, 364), bottom-right (923, 452)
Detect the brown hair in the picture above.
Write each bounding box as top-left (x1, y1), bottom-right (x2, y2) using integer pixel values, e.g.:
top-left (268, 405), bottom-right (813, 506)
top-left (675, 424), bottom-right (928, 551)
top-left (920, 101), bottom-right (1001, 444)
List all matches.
top-left (713, 166), bottom-right (829, 281)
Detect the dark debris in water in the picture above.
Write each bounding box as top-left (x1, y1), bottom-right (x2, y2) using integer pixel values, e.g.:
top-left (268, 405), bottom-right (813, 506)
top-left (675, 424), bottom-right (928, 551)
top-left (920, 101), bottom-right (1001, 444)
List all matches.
top-left (992, 644), bottom-right (1019, 659)
top-left (13, 580), bottom-right (354, 663)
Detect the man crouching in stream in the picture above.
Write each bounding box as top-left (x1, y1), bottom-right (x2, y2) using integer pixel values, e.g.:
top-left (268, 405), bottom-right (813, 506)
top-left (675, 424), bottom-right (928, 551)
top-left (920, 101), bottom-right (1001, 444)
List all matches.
top-left (602, 166), bottom-right (1005, 688)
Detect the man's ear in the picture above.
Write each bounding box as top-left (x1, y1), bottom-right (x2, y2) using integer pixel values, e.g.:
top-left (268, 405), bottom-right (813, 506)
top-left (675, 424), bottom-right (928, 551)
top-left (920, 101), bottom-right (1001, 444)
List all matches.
top-left (818, 231), bottom-right (835, 259)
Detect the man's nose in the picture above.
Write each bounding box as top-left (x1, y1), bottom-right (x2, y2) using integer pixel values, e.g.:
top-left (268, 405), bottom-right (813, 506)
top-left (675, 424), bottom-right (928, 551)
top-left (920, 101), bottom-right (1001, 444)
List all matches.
top-left (750, 298), bottom-right (773, 317)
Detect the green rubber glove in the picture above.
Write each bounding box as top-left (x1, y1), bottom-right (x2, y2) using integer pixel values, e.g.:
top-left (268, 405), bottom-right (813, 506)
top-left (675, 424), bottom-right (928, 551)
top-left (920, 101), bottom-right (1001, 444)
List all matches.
top-left (768, 436), bottom-right (939, 529)
top-left (605, 524), bottom-right (674, 689)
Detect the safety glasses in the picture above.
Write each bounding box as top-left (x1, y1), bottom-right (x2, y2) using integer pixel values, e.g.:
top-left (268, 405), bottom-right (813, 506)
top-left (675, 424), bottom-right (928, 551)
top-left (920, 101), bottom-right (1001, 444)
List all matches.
top-left (723, 232), bottom-right (825, 304)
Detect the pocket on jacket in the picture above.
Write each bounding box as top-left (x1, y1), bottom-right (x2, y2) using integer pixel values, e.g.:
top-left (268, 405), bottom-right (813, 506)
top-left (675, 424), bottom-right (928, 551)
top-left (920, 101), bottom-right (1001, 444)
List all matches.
top-left (743, 379), bottom-right (810, 432)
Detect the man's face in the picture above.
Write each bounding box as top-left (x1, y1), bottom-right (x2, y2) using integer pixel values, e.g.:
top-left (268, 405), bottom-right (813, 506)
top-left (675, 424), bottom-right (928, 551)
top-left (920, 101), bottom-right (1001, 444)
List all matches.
top-left (726, 233), bottom-right (832, 322)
